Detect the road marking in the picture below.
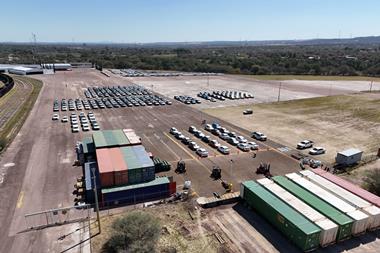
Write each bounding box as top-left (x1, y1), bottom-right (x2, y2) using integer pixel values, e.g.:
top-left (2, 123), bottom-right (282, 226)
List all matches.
top-left (16, 191), bottom-right (24, 208)
top-left (154, 133), bottom-right (181, 160)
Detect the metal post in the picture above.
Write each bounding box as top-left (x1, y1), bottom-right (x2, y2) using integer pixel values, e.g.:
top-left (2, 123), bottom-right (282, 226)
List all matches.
top-left (230, 159), bottom-right (233, 177)
top-left (92, 167), bottom-right (101, 234)
top-left (277, 82), bottom-right (282, 102)
top-left (370, 81), bottom-right (373, 92)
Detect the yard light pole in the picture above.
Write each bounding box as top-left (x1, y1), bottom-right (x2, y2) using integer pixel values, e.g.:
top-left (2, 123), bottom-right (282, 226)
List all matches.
top-left (277, 82), bottom-right (282, 102)
top-left (91, 167), bottom-right (101, 234)
top-left (230, 159), bottom-right (234, 177)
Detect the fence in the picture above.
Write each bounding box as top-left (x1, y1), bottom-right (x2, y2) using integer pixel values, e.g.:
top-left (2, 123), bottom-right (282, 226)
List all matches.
top-left (0, 74), bottom-right (14, 97)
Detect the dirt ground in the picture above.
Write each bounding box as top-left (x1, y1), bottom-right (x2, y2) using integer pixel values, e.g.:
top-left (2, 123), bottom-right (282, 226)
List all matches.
top-left (204, 92), bottom-right (380, 164)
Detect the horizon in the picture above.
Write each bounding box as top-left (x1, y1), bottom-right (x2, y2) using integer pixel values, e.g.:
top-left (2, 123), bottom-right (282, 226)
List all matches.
top-left (1, 0), bottom-right (380, 43)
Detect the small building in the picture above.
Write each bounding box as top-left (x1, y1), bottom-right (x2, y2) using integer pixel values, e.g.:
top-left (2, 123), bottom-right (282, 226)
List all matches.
top-left (41, 63), bottom-right (72, 71)
top-left (8, 66), bottom-right (43, 75)
top-left (335, 148), bottom-right (363, 166)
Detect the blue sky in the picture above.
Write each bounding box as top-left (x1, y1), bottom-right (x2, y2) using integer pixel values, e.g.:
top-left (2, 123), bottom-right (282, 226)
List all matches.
top-left (1, 0), bottom-right (379, 42)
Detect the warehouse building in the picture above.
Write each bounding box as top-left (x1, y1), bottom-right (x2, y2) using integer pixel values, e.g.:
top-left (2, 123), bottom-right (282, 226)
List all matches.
top-left (8, 66), bottom-right (43, 75)
top-left (41, 63), bottom-right (72, 71)
top-left (79, 129), bottom-right (176, 208)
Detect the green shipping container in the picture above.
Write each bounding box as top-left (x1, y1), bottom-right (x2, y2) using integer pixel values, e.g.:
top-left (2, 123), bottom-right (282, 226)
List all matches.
top-left (272, 176), bottom-right (353, 241)
top-left (241, 181), bottom-right (321, 252)
top-left (93, 130), bottom-right (130, 148)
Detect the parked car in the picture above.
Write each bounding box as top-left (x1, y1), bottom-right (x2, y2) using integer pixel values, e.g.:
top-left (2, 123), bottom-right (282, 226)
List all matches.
top-left (237, 143), bottom-right (250, 152)
top-left (252, 131), bottom-right (267, 141)
top-left (52, 114), bottom-right (59, 120)
top-left (188, 142), bottom-right (200, 151)
top-left (72, 126), bottom-right (79, 133)
top-left (297, 140), bottom-right (314, 149)
top-left (61, 116), bottom-right (68, 123)
top-left (202, 135), bottom-right (211, 143)
top-left (243, 109), bottom-right (253, 115)
top-left (309, 147), bottom-right (326, 155)
top-left (91, 122), bottom-right (100, 130)
top-left (217, 145), bottom-right (230, 154)
top-left (209, 140), bottom-right (221, 148)
top-left (170, 127), bottom-right (178, 134)
top-left (196, 148), bottom-right (209, 157)
top-left (220, 133), bottom-right (230, 140)
top-left (247, 142), bottom-right (259, 150)
top-left (228, 138), bottom-right (239, 146)
top-left (237, 136), bottom-right (248, 143)
top-left (189, 126), bottom-right (197, 133)
top-left (204, 124), bottom-right (213, 131)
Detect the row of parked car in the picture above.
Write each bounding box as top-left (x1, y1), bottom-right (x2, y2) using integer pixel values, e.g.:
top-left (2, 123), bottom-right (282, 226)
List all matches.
top-left (198, 90), bottom-right (254, 101)
top-left (70, 112), bottom-right (100, 132)
top-left (170, 127), bottom-right (209, 157)
top-left (203, 123), bottom-right (260, 152)
top-left (173, 95), bottom-right (201, 105)
top-left (85, 85), bottom-right (151, 98)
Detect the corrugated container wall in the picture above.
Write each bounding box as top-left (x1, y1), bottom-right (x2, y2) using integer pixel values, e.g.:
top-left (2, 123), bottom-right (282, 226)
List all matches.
top-left (109, 148), bottom-right (129, 186)
top-left (96, 149), bottom-right (115, 187)
top-left (84, 162), bottom-right (101, 203)
top-left (313, 168), bottom-right (380, 208)
top-left (258, 178), bottom-right (338, 247)
top-left (272, 176), bottom-right (353, 241)
top-left (286, 173), bottom-right (369, 236)
top-left (300, 170), bottom-right (380, 230)
top-left (241, 181), bottom-right (321, 252)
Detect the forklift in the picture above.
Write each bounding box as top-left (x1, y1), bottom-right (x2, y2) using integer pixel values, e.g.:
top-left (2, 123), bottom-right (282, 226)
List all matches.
top-left (210, 166), bottom-right (222, 180)
top-left (175, 160), bottom-right (186, 174)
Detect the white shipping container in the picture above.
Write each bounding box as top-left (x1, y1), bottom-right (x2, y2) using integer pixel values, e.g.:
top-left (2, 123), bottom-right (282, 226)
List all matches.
top-left (286, 173), bottom-right (369, 236)
top-left (300, 170), bottom-right (380, 230)
top-left (258, 178), bottom-right (338, 246)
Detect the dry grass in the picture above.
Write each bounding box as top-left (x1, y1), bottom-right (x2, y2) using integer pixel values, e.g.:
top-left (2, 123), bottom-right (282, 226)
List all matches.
top-left (90, 202), bottom-right (223, 253)
top-left (248, 74), bottom-right (380, 81)
top-left (204, 92), bottom-right (380, 163)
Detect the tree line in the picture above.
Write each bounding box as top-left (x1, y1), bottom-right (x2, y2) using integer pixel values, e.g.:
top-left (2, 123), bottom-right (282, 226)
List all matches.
top-left (1, 43), bottom-right (380, 76)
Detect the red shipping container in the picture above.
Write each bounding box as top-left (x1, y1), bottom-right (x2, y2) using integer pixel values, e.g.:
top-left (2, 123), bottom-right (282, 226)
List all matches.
top-left (169, 181), bottom-right (176, 195)
top-left (109, 148), bottom-right (129, 186)
top-left (314, 168), bottom-right (380, 208)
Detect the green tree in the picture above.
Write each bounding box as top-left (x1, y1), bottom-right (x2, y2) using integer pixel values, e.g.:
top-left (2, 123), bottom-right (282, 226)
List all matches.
top-left (107, 211), bottom-right (161, 253)
top-left (363, 168), bottom-right (380, 196)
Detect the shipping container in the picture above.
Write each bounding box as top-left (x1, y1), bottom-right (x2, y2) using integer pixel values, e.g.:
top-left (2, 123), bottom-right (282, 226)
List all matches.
top-left (96, 149), bottom-right (115, 187)
top-left (169, 181), bottom-right (176, 195)
top-left (258, 178), bottom-right (338, 247)
top-left (273, 176), bottom-right (352, 241)
top-left (123, 128), bottom-right (141, 145)
top-left (241, 181), bottom-right (321, 252)
top-left (299, 170), bottom-right (380, 230)
top-left (120, 146), bottom-right (155, 184)
top-left (93, 129), bottom-right (130, 148)
top-left (313, 168), bottom-right (380, 208)
top-left (84, 162), bottom-right (101, 203)
top-left (109, 148), bottom-right (129, 186)
top-left (101, 177), bottom-right (170, 207)
top-left (286, 173), bottom-right (369, 236)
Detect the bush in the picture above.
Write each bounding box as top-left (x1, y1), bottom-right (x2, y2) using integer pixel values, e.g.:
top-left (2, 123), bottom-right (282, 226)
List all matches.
top-left (363, 168), bottom-right (380, 196)
top-left (107, 211), bottom-right (161, 253)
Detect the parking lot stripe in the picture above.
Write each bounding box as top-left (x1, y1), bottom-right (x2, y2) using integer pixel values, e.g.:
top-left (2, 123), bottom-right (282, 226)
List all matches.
top-left (153, 133), bottom-right (181, 160)
top-left (16, 191), bottom-right (24, 209)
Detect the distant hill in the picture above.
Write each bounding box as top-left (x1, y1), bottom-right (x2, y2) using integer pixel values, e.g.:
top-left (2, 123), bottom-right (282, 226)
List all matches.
top-left (1, 36), bottom-right (380, 48)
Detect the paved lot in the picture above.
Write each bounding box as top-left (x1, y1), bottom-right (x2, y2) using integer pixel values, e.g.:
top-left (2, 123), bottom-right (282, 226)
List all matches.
top-left (0, 69), bottom-right (378, 252)
top-left (121, 73), bottom-right (380, 109)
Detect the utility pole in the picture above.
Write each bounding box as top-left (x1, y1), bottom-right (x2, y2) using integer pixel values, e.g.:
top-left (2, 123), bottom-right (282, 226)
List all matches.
top-left (277, 82), bottom-right (282, 102)
top-left (92, 167), bottom-right (101, 234)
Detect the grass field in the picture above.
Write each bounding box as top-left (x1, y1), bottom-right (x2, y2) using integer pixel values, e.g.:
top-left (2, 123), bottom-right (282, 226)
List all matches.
top-left (248, 74), bottom-right (380, 81)
top-left (90, 202), bottom-right (223, 253)
top-left (0, 76), bottom-right (42, 153)
top-left (204, 92), bottom-right (380, 164)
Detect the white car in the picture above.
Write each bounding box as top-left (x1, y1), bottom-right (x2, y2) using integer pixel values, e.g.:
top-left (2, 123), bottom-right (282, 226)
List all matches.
top-left (61, 116), bottom-right (68, 122)
top-left (237, 143), bottom-right (250, 152)
top-left (196, 148), bottom-right (209, 157)
top-left (309, 147), bottom-right (326, 155)
top-left (189, 142), bottom-right (200, 151)
top-left (247, 142), bottom-right (259, 150)
top-left (220, 133), bottom-right (230, 140)
top-left (52, 114), bottom-right (59, 120)
top-left (218, 145), bottom-right (230, 154)
top-left (252, 131), bottom-right (267, 141)
top-left (228, 137), bottom-right (239, 146)
top-left (82, 124), bottom-right (90, 131)
top-left (297, 140), bottom-right (314, 149)
top-left (209, 140), bottom-right (221, 148)
top-left (72, 126), bottom-right (79, 133)
top-left (237, 136), bottom-right (248, 143)
top-left (170, 127), bottom-right (178, 134)
top-left (205, 124), bottom-right (213, 131)
top-left (92, 123), bottom-right (100, 130)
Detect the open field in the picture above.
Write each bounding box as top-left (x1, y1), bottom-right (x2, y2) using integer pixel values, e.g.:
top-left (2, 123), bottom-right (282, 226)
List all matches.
top-left (0, 69), bottom-right (379, 253)
top-left (121, 72), bottom-right (380, 109)
top-left (204, 92), bottom-right (380, 164)
top-left (249, 74), bottom-right (380, 81)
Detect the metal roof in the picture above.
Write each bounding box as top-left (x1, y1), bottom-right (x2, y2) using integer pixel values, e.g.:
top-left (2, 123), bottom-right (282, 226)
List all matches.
top-left (338, 148), bottom-right (362, 157)
top-left (101, 177), bottom-right (169, 193)
top-left (92, 130), bottom-right (130, 148)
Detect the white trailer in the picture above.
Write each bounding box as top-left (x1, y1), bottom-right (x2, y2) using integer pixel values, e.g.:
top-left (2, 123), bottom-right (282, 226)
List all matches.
top-left (286, 173), bottom-right (369, 236)
top-left (299, 170), bottom-right (380, 230)
top-left (258, 178), bottom-right (338, 247)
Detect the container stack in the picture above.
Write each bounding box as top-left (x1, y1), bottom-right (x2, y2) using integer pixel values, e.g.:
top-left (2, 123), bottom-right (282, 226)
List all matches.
top-left (241, 170), bottom-right (380, 252)
top-left (82, 129), bottom-right (175, 207)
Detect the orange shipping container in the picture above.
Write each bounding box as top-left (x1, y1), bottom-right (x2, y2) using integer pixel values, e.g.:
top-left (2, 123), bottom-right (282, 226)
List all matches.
top-left (109, 147), bottom-right (129, 186)
top-left (96, 149), bottom-right (115, 187)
